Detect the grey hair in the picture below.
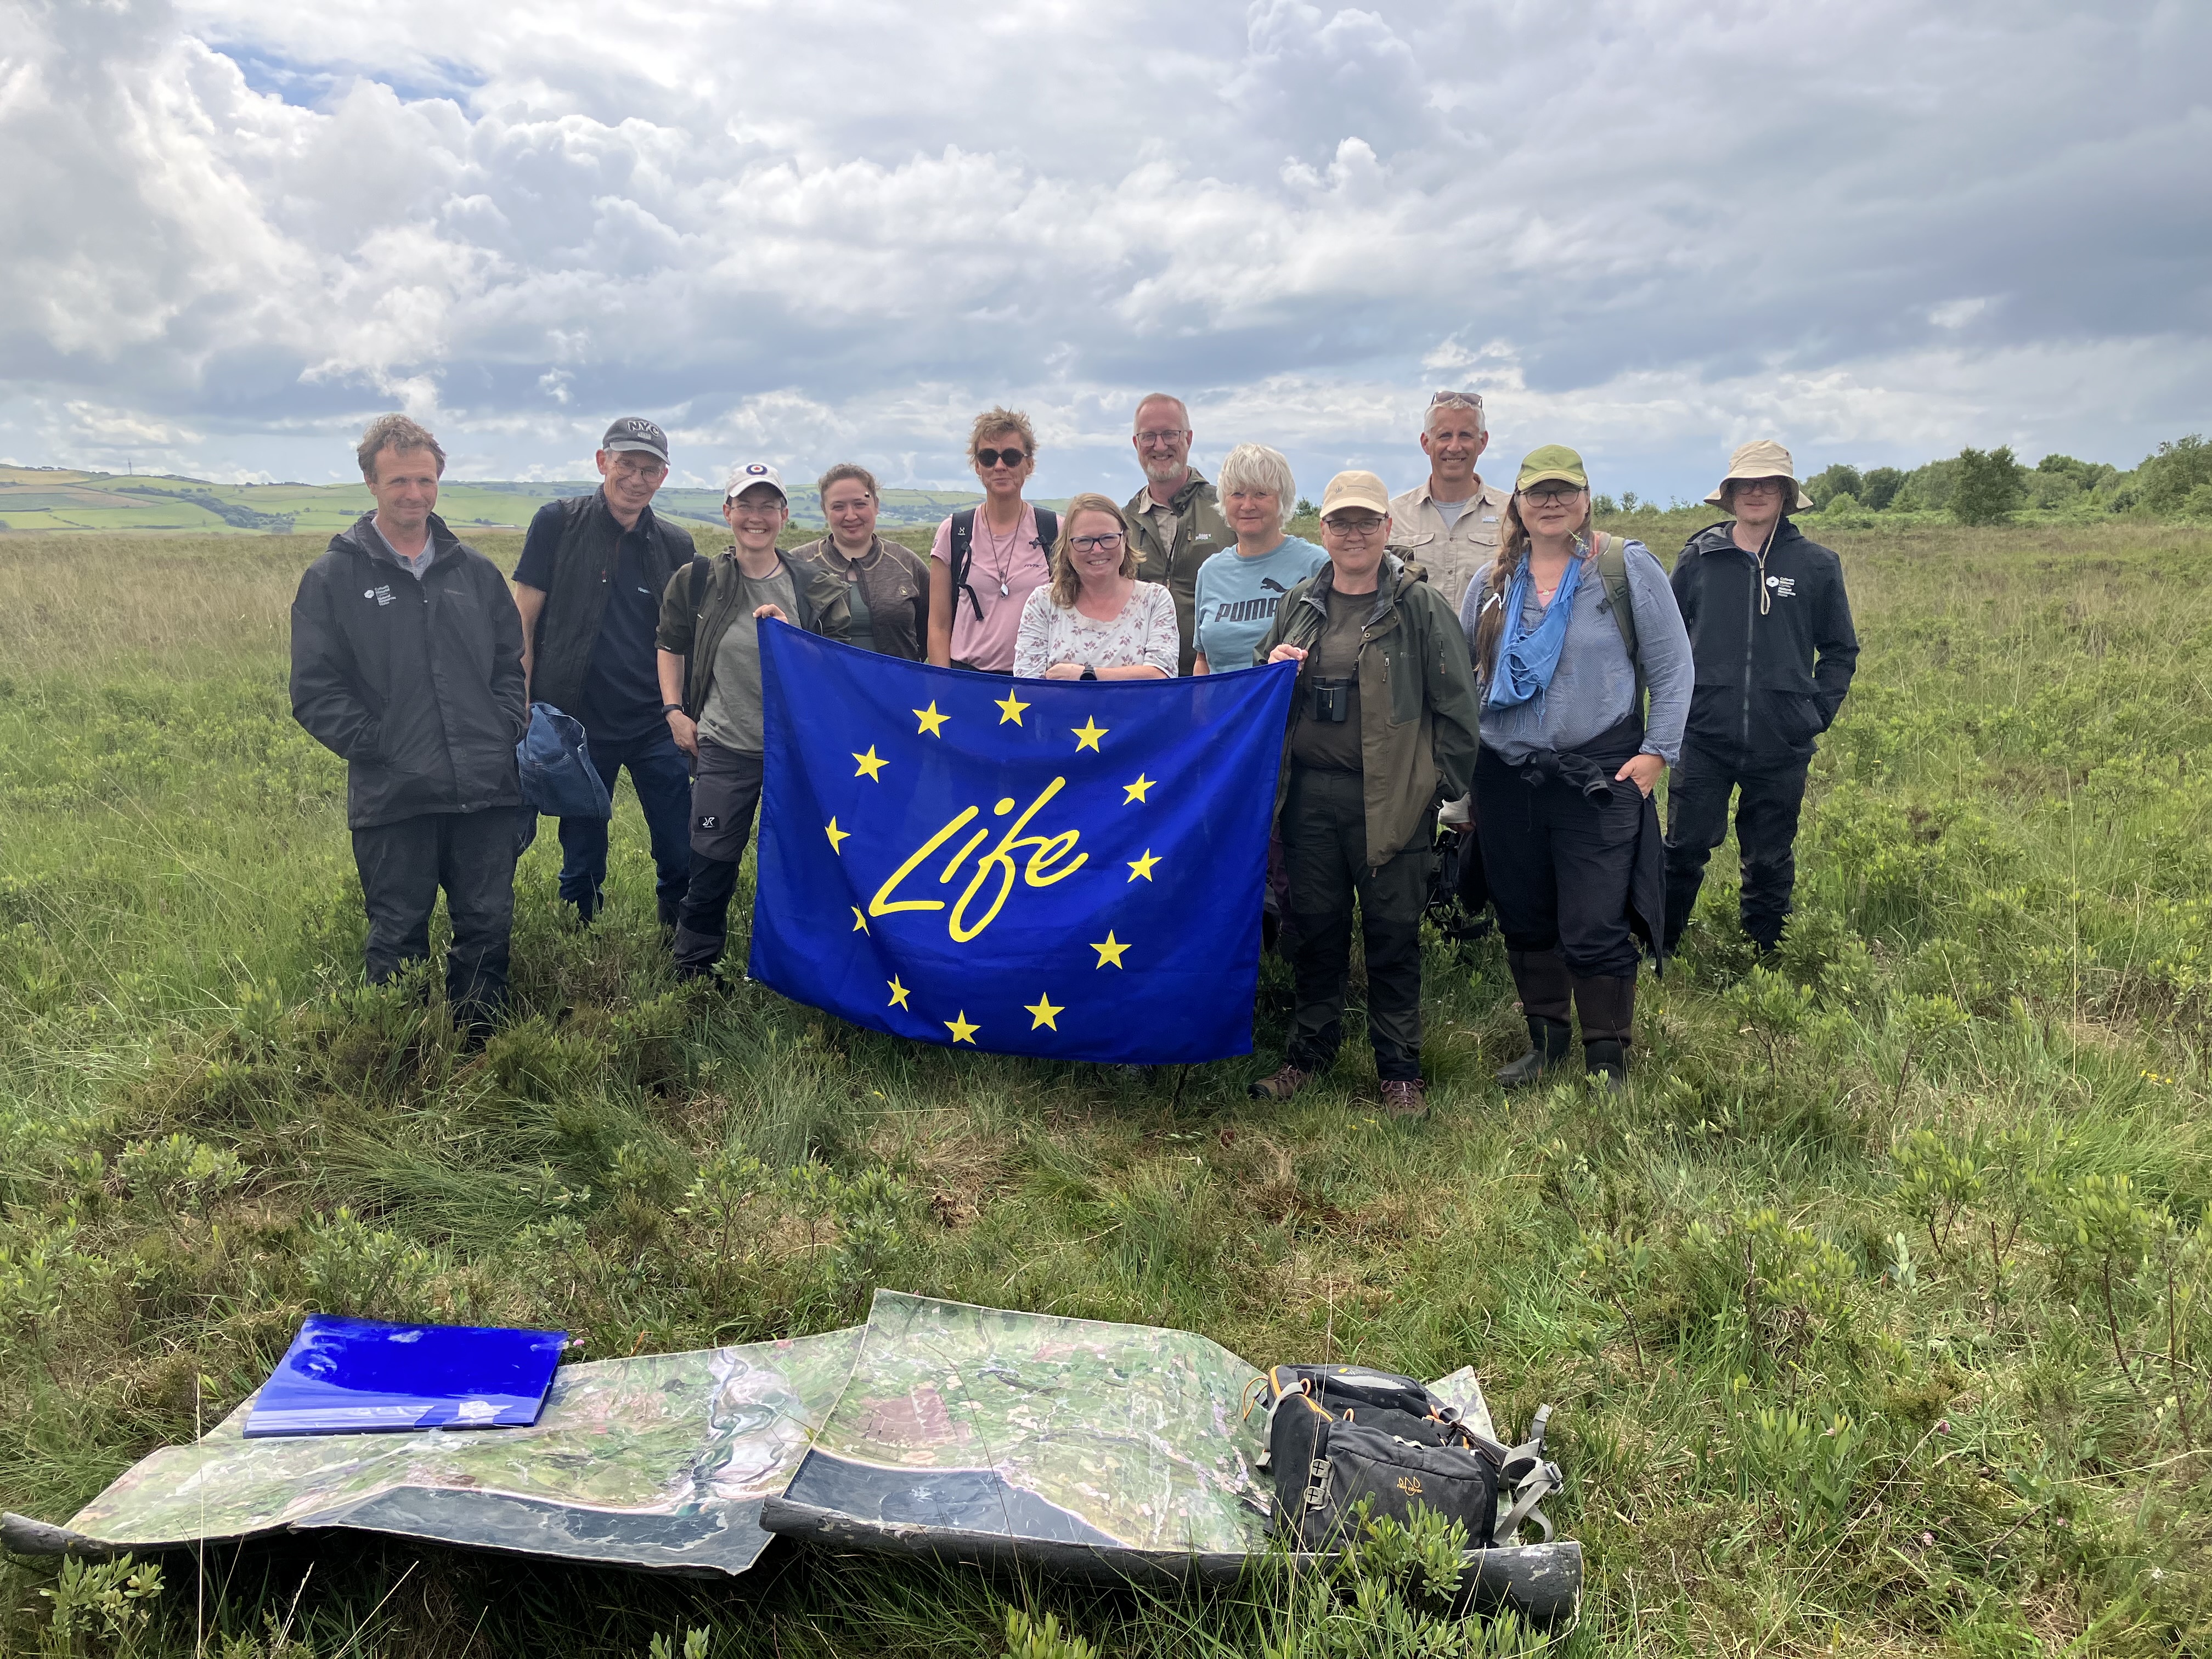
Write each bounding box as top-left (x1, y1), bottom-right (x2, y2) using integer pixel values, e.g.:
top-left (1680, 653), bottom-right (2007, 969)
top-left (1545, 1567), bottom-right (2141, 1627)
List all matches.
top-left (1424, 392), bottom-right (1488, 437)
top-left (1132, 393), bottom-right (1190, 433)
top-left (1216, 442), bottom-right (1297, 535)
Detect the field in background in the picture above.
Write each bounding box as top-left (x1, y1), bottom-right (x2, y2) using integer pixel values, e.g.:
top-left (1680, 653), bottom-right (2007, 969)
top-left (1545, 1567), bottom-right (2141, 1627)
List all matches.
top-left (2, 520), bottom-right (2211, 1656)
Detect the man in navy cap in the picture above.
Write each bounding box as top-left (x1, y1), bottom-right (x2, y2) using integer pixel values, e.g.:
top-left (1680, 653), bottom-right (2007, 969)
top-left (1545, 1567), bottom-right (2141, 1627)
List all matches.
top-left (512, 417), bottom-right (698, 930)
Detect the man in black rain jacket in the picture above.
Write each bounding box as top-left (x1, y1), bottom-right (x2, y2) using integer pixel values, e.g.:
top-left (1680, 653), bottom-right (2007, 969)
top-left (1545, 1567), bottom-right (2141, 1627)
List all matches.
top-left (291, 415), bottom-right (529, 1034)
top-left (1663, 440), bottom-right (1859, 955)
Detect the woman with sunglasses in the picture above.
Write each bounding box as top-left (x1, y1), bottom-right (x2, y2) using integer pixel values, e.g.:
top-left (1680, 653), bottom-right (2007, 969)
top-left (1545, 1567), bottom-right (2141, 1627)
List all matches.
top-left (1462, 445), bottom-right (1691, 1091)
top-left (1012, 494), bottom-right (1177, 680)
top-left (927, 408), bottom-right (1058, 674)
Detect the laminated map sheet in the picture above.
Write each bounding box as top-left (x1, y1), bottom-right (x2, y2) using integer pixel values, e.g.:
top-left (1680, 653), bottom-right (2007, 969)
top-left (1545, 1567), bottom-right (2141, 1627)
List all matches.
top-left (44, 1328), bottom-right (864, 1576)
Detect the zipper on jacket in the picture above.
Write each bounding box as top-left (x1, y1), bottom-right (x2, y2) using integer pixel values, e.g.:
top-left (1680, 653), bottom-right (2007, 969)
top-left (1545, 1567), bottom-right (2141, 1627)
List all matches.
top-left (1740, 548), bottom-right (1757, 751)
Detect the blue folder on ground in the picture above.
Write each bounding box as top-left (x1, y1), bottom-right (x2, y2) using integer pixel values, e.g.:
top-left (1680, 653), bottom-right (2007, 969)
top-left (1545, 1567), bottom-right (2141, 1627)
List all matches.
top-left (242, 1315), bottom-right (568, 1438)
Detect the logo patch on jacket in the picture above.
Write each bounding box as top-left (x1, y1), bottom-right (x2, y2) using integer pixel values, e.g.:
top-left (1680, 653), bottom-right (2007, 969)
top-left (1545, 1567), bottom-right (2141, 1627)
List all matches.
top-left (365, 585), bottom-right (393, 607)
top-left (1765, 575), bottom-right (1797, 599)
top-left (698, 814), bottom-right (719, 831)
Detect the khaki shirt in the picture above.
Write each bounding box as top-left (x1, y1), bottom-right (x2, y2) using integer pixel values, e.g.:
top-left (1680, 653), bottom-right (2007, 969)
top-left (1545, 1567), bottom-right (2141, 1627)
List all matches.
top-left (1386, 478), bottom-right (1510, 616)
top-left (1123, 470), bottom-right (1233, 676)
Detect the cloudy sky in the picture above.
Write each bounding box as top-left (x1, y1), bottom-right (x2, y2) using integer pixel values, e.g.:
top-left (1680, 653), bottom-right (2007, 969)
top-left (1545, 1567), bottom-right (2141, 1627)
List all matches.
top-left (3, 0), bottom-right (2207, 501)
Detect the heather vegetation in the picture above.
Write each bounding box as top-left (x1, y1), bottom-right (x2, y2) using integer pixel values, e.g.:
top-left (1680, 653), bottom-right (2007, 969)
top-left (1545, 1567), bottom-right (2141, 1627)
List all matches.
top-left (2, 519), bottom-right (2210, 1656)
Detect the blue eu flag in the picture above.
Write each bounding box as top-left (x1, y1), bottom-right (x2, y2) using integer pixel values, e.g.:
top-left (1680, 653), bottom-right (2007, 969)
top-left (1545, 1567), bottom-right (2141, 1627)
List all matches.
top-left (748, 623), bottom-right (1297, 1064)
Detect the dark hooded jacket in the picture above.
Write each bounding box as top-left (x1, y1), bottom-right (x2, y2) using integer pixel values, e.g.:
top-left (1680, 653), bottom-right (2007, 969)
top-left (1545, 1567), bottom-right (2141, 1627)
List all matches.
top-left (290, 513), bottom-right (528, 828)
top-left (1670, 516), bottom-right (1859, 769)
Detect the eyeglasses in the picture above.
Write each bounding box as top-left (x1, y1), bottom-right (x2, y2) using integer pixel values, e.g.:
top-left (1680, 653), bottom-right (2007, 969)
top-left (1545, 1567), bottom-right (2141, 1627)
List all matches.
top-left (609, 455), bottom-right (667, 477)
top-left (1133, 429), bottom-right (1189, 445)
top-left (1729, 478), bottom-right (1786, 495)
top-left (1322, 514), bottom-right (1386, 538)
top-left (725, 494), bottom-right (785, 515)
top-left (1070, 532), bottom-right (1125, 553)
top-left (1521, 486), bottom-right (1583, 505)
top-left (1429, 390), bottom-right (1486, 409)
top-left (975, 448), bottom-right (1028, 470)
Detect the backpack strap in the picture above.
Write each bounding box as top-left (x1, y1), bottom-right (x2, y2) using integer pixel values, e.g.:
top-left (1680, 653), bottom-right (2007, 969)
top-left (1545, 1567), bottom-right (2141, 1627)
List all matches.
top-left (1034, 507), bottom-right (1059, 557)
top-left (949, 508), bottom-right (981, 623)
top-left (1594, 531), bottom-right (1644, 704)
top-left (687, 553), bottom-right (711, 613)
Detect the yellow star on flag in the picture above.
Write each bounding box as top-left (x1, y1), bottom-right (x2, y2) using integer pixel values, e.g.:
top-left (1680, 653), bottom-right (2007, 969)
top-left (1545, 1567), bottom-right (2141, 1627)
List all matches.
top-left (1122, 774), bottom-right (1154, 804)
top-left (945, 1010), bottom-right (980, 1044)
top-left (825, 818), bottom-right (850, 854)
top-left (913, 701), bottom-right (949, 737)
top-left (995, 690), bottom-right (1030, 726)
top-left (1025, 992), bottom-right (1064, 1031)
top-left (887, 976), bottom-right (911, 1009)
top-left (1091, 930), bottom-right (1130, 969)
top-left (853, 746), bottom-right (887, 781)
top-left (1071, 716), bottom-right (1108, 752)
top-left (1127, 849), bottom-right (1159, 882)
top-left (851, 906), bottom-right (869, 934)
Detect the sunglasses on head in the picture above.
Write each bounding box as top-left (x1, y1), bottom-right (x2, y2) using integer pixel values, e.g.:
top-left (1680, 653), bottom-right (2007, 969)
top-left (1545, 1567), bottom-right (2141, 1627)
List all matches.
top-left (975, 447), bottom-right (1028, 470)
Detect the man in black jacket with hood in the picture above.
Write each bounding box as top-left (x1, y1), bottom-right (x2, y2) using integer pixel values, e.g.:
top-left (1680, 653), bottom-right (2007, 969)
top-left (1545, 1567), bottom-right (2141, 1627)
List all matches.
top-left (1664, 440), bottom-right (1859, 955)
top-left (291, 415), bottom-right (529, 1036)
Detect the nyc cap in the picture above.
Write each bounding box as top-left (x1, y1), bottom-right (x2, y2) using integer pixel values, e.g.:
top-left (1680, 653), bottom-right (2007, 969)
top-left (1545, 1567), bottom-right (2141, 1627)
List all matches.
top-left (601, 416), bottom-right (668, 462)
top-left (1318, 470), bottom-right (1391, 517)
top-left (724, 460), bottom-right (787, 503)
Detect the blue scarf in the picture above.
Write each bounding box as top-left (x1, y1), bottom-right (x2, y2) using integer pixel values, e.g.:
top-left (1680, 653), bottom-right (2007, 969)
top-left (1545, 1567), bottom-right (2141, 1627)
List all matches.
top-left (1484, 551), bottom-right (1585, 709)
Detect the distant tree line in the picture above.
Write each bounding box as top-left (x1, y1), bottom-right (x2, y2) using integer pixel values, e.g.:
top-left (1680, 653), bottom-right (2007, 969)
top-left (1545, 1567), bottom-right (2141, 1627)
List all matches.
top-left (1801, 435), bottom-right (2212, 526)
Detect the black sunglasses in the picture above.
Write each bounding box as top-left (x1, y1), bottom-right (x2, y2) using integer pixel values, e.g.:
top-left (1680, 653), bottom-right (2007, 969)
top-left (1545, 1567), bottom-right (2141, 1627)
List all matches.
top-left (975, 448), bottom-right (1028, 469)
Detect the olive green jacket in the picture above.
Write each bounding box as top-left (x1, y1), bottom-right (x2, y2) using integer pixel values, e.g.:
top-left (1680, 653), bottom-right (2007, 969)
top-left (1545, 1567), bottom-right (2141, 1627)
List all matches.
top-left (656, 548), bottom-right (851, 718)
top-left (1123, 469), bottom-right (1234, 676)
top-left (1256, 555), bottom-right (1481, 865)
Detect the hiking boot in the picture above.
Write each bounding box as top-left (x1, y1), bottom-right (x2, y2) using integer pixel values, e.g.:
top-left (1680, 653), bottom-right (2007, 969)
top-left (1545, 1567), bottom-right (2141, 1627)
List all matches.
top-left (1249, 1063), bottom-right (1312, 1101)
top-left (1379, 1079), bottom-right (1429, 1119)
top-left (1496, 1017), bottom-right (1574, 1087)
top-left (1585, 1038), bottom-right (1629, 1091)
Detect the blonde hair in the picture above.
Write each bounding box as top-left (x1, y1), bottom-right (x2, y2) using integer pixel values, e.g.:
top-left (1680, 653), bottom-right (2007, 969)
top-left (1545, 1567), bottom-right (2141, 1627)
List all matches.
top-left (1217, 443), bottom-right (1296, 535)
top-left (1049, 493), bottom-right (1135, 606)
top-left (1471, 487), bottom-right (1592, 678)
top-left (967, 407), bottom-right (1038, 465)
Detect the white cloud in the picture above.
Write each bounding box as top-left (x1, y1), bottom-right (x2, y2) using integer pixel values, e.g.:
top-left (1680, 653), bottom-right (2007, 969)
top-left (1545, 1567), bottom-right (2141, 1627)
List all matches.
top-left (0, 0), bottom-right (2205, 500)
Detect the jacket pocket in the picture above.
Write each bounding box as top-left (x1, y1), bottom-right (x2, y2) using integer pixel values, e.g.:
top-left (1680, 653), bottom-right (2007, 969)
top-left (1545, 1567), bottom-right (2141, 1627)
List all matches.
top-left (1383, 641), bottom-right (1421, 726)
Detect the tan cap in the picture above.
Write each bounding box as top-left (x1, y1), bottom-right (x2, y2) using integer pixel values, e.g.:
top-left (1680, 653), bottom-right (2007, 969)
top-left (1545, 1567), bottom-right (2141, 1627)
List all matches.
top-left (1705, 439), bottom-right (1813, 511)
top-left (1319, 470), bottom-right (1390, 518)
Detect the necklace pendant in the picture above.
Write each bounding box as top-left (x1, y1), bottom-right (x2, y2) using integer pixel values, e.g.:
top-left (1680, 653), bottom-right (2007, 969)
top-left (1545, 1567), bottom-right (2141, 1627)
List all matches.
top-left (1000, 582), bottom-right (1010, 597)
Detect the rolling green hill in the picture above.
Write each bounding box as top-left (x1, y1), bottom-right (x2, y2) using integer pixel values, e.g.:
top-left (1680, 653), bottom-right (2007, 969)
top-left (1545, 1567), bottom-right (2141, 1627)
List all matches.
top-left (0, 466), bottom-right (986, 537)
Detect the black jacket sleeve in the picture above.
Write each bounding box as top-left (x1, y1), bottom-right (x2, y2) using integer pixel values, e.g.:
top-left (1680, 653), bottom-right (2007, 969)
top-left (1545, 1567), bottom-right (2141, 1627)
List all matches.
top-left (487, 562), bottom-right (529, 739)
top-left (1811, 558), bottom-right (1860, 726)
top-left (289, 561), bottom-right (381, 763)
top-left (1669, 549), bottom-right (1698, 634)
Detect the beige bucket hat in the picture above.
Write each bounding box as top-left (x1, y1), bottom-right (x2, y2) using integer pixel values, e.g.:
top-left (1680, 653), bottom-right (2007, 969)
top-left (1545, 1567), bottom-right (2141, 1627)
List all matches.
top-left (1705, 438), bottom-right (1813, 511)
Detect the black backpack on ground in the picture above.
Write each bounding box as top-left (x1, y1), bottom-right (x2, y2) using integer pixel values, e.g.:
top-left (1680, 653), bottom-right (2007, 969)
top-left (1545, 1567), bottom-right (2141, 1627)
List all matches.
top-left (949, 506), bottom-right (1059, 623)
top-left (1256, 1364), bottom-right (1562, 1552)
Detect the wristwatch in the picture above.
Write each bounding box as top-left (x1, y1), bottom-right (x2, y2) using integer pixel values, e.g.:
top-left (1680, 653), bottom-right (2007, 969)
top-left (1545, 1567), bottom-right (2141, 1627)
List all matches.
top-left (1080, 665), bottom-right (1097, 680)
top-left (662, 703), bottom-right (685, 715)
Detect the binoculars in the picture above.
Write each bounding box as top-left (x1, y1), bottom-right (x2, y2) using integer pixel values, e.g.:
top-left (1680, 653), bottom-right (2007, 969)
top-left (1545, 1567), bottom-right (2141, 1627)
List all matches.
top-left (1308, 678), bottom-right (1353, 723)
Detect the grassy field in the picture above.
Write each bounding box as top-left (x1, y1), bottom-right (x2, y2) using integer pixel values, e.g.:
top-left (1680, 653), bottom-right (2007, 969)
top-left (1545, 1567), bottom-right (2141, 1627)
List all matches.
top-left (2, 517), bottom-right (2210, 1656)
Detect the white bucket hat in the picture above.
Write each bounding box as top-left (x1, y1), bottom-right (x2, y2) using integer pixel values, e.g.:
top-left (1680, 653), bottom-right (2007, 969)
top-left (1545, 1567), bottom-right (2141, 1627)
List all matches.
top-left (1705, 439), bottom-right (1813, 512)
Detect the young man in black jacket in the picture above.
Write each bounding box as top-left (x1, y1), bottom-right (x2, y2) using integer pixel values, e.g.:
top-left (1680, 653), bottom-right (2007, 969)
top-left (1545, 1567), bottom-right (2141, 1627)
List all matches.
top-left (290, 415), bottom-right (529, 1036)
top-left (1664, 441), bottom-right (1859, 955)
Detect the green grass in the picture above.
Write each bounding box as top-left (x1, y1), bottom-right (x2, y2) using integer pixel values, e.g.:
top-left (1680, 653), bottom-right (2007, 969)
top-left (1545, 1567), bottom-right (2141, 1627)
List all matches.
top-left (3, 521), bottom-right (2211, 1656)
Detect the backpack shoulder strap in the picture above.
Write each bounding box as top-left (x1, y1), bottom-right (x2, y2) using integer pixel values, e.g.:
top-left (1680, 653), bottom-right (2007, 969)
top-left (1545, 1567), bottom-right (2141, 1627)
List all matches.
top-left (949, 508), bottom-right (981, 623)
top-left (1595, 531), bottom-right (1638, 662)
top-left (687, 552), bottom-right (711, 613)
top-left (1033, 507), bottom-right (1058, 553)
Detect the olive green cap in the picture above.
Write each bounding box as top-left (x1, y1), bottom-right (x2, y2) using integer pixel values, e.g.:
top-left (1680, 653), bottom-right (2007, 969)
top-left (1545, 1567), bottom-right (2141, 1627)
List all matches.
top-left (1515, 444), bottom-right (1588, 491)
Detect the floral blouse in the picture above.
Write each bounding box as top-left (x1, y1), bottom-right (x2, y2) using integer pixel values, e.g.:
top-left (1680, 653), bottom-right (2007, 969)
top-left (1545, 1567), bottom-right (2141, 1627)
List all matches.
top-left (1012, 581), bottom-right (1180, 679)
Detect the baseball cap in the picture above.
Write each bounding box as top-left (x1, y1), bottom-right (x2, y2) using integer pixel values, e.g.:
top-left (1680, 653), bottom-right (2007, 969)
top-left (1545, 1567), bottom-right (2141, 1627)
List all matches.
top-left (1515, 445), bottom-right (1589, 492)
top-left (601, 417), bottom-right (669, 462)
top-left (723, 460), bottom-right (788, 504)
top-left (1318, 470), bottom-right (1391, 518)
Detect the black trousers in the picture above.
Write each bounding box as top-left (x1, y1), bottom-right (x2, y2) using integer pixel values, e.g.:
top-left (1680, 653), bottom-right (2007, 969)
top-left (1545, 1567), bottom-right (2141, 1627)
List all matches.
top-left (1663, 744), bottom-right (1810, 951)
top-left (556, 722), bottom-right (693, 927)
top-left (673, 741), bottom-right (765, 975)
top-left (351, 808), bottom-right (524, 1026)
top-left (1280, 765), bottom-right (1428, 1082)
top-left (1472, 746), bottom-right (1645, 979)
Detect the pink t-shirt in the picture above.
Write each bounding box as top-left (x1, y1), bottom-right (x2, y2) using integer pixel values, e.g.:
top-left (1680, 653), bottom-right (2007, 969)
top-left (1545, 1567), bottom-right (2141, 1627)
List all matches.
top-left (929, 504), bottom-right (1052, 670)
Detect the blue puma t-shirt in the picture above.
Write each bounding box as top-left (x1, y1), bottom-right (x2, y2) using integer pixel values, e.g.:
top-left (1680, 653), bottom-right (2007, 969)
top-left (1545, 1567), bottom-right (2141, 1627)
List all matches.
top-left (1192, 535), bottom-right (1329, 672)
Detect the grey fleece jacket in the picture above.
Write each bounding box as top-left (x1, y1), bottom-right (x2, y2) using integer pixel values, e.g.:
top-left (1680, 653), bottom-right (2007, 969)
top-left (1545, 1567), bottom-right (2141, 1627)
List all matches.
top-left (1458, 538), bottom-right (1694, 764)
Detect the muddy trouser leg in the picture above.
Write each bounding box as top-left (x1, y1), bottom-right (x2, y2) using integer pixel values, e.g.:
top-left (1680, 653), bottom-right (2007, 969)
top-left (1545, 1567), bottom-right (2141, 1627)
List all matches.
top-left (1733, 759), bottom-right (1810, 952)
top-left (352, 815), bottom-right (442, 989)
top-left (673, 741), bottom-right (763, 975)
top-left (439, 808), bottom-right (523, 1031)
top-left (1355, 831), bottom-right (1431, 1082)
top-left (1281, 766), bottom-right (1362, 1076)
top-left (1661, 741), bottom-right (1736, 953)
